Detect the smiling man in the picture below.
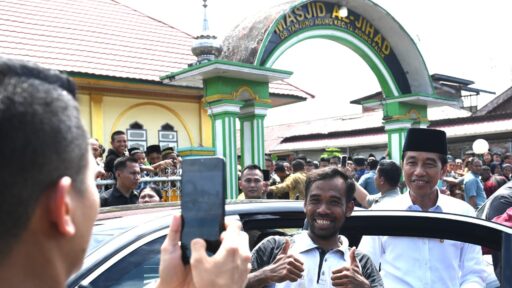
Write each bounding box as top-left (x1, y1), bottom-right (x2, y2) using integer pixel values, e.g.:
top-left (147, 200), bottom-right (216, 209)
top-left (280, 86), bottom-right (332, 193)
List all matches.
top-left (246, 167), bottom-right (383, 288)
top-left (358, 128), bottom-right (486, 287)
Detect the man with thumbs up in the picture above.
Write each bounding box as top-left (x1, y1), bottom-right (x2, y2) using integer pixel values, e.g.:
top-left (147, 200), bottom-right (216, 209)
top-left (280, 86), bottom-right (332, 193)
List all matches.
top-left (246, 167), bottom-right (383, 287)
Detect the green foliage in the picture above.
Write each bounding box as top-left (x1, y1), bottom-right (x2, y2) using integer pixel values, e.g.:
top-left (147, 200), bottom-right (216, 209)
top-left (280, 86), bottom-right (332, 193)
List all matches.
top-left (320, 147), bottom-right (342, 158)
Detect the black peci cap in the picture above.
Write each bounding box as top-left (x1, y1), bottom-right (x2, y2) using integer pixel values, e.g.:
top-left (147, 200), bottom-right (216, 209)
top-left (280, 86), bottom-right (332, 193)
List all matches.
top-left (403, 128), bottom-right (447, 156)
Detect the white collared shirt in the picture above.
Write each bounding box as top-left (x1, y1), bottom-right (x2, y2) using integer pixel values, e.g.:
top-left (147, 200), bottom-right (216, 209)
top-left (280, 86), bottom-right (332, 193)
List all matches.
top-left (274, 232), bottom-right (353, 288)
top-left (366, 188), bottom-right (401, 209)
top-left (358, 190), bottom-right (487, 288)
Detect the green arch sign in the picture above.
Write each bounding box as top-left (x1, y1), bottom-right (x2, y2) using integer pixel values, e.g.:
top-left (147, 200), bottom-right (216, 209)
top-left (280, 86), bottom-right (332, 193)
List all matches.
top-left (257, 1), bottom-right (406, 97)
top-left (222, 0), bottom-right (436, 98)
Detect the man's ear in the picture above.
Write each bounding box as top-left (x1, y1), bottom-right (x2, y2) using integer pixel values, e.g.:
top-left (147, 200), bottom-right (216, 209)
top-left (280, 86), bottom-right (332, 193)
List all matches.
top-left (345, 200), bottom-right (355, 217)
top-left (440, 164), bottom-right (448, 178)
top-left (49, 176), bottom-right (76, 237)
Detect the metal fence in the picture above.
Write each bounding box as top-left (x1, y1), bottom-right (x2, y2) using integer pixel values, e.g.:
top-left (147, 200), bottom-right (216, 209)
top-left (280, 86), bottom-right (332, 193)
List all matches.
top-left (96, 176), bottom-right (181, 202)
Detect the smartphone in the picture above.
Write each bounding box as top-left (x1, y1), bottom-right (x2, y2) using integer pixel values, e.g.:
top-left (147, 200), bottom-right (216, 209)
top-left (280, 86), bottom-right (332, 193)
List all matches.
top-left (262, 169), bottom-right (270, 181)
top-left (341, 155), bottom-right (347, 168)
top-left (180, 157), bottom-right (226, 264)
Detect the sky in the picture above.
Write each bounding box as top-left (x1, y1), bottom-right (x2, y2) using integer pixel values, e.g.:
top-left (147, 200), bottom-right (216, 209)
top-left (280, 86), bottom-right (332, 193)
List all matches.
top-left (119, 0), bottom-right (512, 125)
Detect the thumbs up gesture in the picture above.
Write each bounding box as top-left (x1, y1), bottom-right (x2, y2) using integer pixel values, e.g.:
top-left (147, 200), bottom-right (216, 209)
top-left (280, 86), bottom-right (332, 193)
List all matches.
top-left (331, 247), bottom-right (370, 288)
top-left (262, 238), bottom-right (305, 283)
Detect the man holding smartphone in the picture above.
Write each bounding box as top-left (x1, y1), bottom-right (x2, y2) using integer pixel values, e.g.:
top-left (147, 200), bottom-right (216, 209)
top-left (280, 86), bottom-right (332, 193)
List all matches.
top-left (0, 57), bottom-right (251, 288)
top-left (246, 167), bottom-right (383, 288)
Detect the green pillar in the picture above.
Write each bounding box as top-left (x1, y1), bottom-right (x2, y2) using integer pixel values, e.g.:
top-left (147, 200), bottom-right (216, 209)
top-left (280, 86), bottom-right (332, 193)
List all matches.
top-left (161, 60), bottom-right (292, 200)
top-left (239, 103), bottom-right (271, 168)
top-left (207, 100), bottom-right (243, 200)
top-left (384, 120), bottom-right (413, 163)
top-left (383, 102), bottom-right (429, 163)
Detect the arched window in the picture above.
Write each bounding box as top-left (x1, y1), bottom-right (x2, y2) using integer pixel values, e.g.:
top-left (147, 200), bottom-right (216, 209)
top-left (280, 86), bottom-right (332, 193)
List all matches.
top-left (159, 123), bottom-right (178, 151)
top-left (126, 121), bottom-right (147, 151)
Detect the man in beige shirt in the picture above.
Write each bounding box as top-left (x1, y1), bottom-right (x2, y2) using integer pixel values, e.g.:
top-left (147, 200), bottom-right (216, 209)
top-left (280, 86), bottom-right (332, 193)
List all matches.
top-left (268, 160), bottom-right (307, 200)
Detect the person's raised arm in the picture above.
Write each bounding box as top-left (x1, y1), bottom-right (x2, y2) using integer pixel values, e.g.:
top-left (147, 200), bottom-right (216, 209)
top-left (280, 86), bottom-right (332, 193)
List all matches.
top-left (354, 182), bottom-right (370, 209)
top-left (156, 215), bottom-right (251, 288)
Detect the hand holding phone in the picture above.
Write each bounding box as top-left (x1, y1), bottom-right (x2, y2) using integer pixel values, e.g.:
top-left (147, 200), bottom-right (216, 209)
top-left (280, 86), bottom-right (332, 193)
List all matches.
top-left (180, 157), bottom-right (226, 264)
top-left (157, 215), bottom-right (251, 288)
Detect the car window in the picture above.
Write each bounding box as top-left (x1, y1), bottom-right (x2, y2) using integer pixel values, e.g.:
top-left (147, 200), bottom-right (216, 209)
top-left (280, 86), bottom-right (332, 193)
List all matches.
top-left (88, 235), bottom-right (165, 288)
top-left (246, 227), bottom-right (301, 250)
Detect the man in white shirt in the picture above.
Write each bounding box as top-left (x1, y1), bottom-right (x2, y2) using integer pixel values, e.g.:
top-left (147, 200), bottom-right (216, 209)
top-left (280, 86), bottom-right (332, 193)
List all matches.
top-left (358, 128), bottom-right (486, 287)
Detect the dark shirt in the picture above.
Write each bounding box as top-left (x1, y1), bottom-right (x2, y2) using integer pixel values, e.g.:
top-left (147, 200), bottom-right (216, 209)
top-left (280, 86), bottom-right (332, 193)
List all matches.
top-left (100, 185), bottom-right (139, 207)
top-left (104, 148), bottom-right (124, 175)
top-left (479, 181), bottom-right (512, 284)
top-left (251, 235), bottom-right (383, 287)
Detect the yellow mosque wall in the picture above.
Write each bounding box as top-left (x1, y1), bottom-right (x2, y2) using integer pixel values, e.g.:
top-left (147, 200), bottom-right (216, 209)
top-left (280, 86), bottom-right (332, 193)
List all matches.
top-left (75, 79), bottom-right (212, 150)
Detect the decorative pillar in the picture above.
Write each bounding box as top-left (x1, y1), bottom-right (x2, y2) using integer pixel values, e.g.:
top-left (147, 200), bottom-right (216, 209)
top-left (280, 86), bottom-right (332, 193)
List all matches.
top-left (239, 103), bottom-right (271, 168)
top-left (161, 60), bottom-right (292, 200)
top-left (90, 93), bottom-right (104, 143)
top-left (207, 100), bottom-right (243, 200)
top-left (384, 120), bottom-right (413, 164)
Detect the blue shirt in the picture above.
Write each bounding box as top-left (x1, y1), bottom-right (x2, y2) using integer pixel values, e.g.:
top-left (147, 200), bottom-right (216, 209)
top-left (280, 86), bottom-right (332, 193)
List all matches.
top-left (464, 172), bottom-right (486, 208)
top-left (358, 170), bottom-right (378, 195)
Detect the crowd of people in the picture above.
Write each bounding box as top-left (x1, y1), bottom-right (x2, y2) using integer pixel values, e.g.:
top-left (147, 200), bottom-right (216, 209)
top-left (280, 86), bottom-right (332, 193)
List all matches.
top-left (88, 131), bottom-right (183, 207)
top-left (3, 56), bottom-right (511, 287)
top-left (238, 146), bottom-right (512, 212)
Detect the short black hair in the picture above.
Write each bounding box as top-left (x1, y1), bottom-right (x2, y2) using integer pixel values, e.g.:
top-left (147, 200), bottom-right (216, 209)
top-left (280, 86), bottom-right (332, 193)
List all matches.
top-left (367, 158), bottom-right (379, 170)
top-left (274, 162), bottom-right (286, 173)
top-left (377, 160), bottom-right (401, 187)
top-left (240, 164), bottom-right (263, 178)
top-left (296, 154), bottom-right (307, 162)
top-left (113, 156), bottom-right (139, 173)
top-left (305, 167), bottom-right (355, 203)
top-left (292, 159), bottom-right (305, 172)
top-left (0, 58), bottom-right (88, 260)
top-left (110, 130), bottom-right (125, 142)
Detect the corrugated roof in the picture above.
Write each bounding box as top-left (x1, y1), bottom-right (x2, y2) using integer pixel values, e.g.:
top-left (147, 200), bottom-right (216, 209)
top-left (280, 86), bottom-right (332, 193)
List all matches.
top-left (268, 110), bottom-right (512, 153)
top-left (271, 133), bottom-right (387, 153)
top-left (0, 0), bottom-right (313, 100)
top-left (473, 86), bottom-right (512, 116)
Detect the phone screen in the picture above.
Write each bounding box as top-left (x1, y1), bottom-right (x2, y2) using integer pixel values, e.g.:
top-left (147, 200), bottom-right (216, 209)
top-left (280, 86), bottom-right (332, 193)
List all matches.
top-left (262, 169), bottom-right (271, 181)
top-left (180, 157), bottom-right (226, 264)
top-left (341, 156), bottom-right (347, 168)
